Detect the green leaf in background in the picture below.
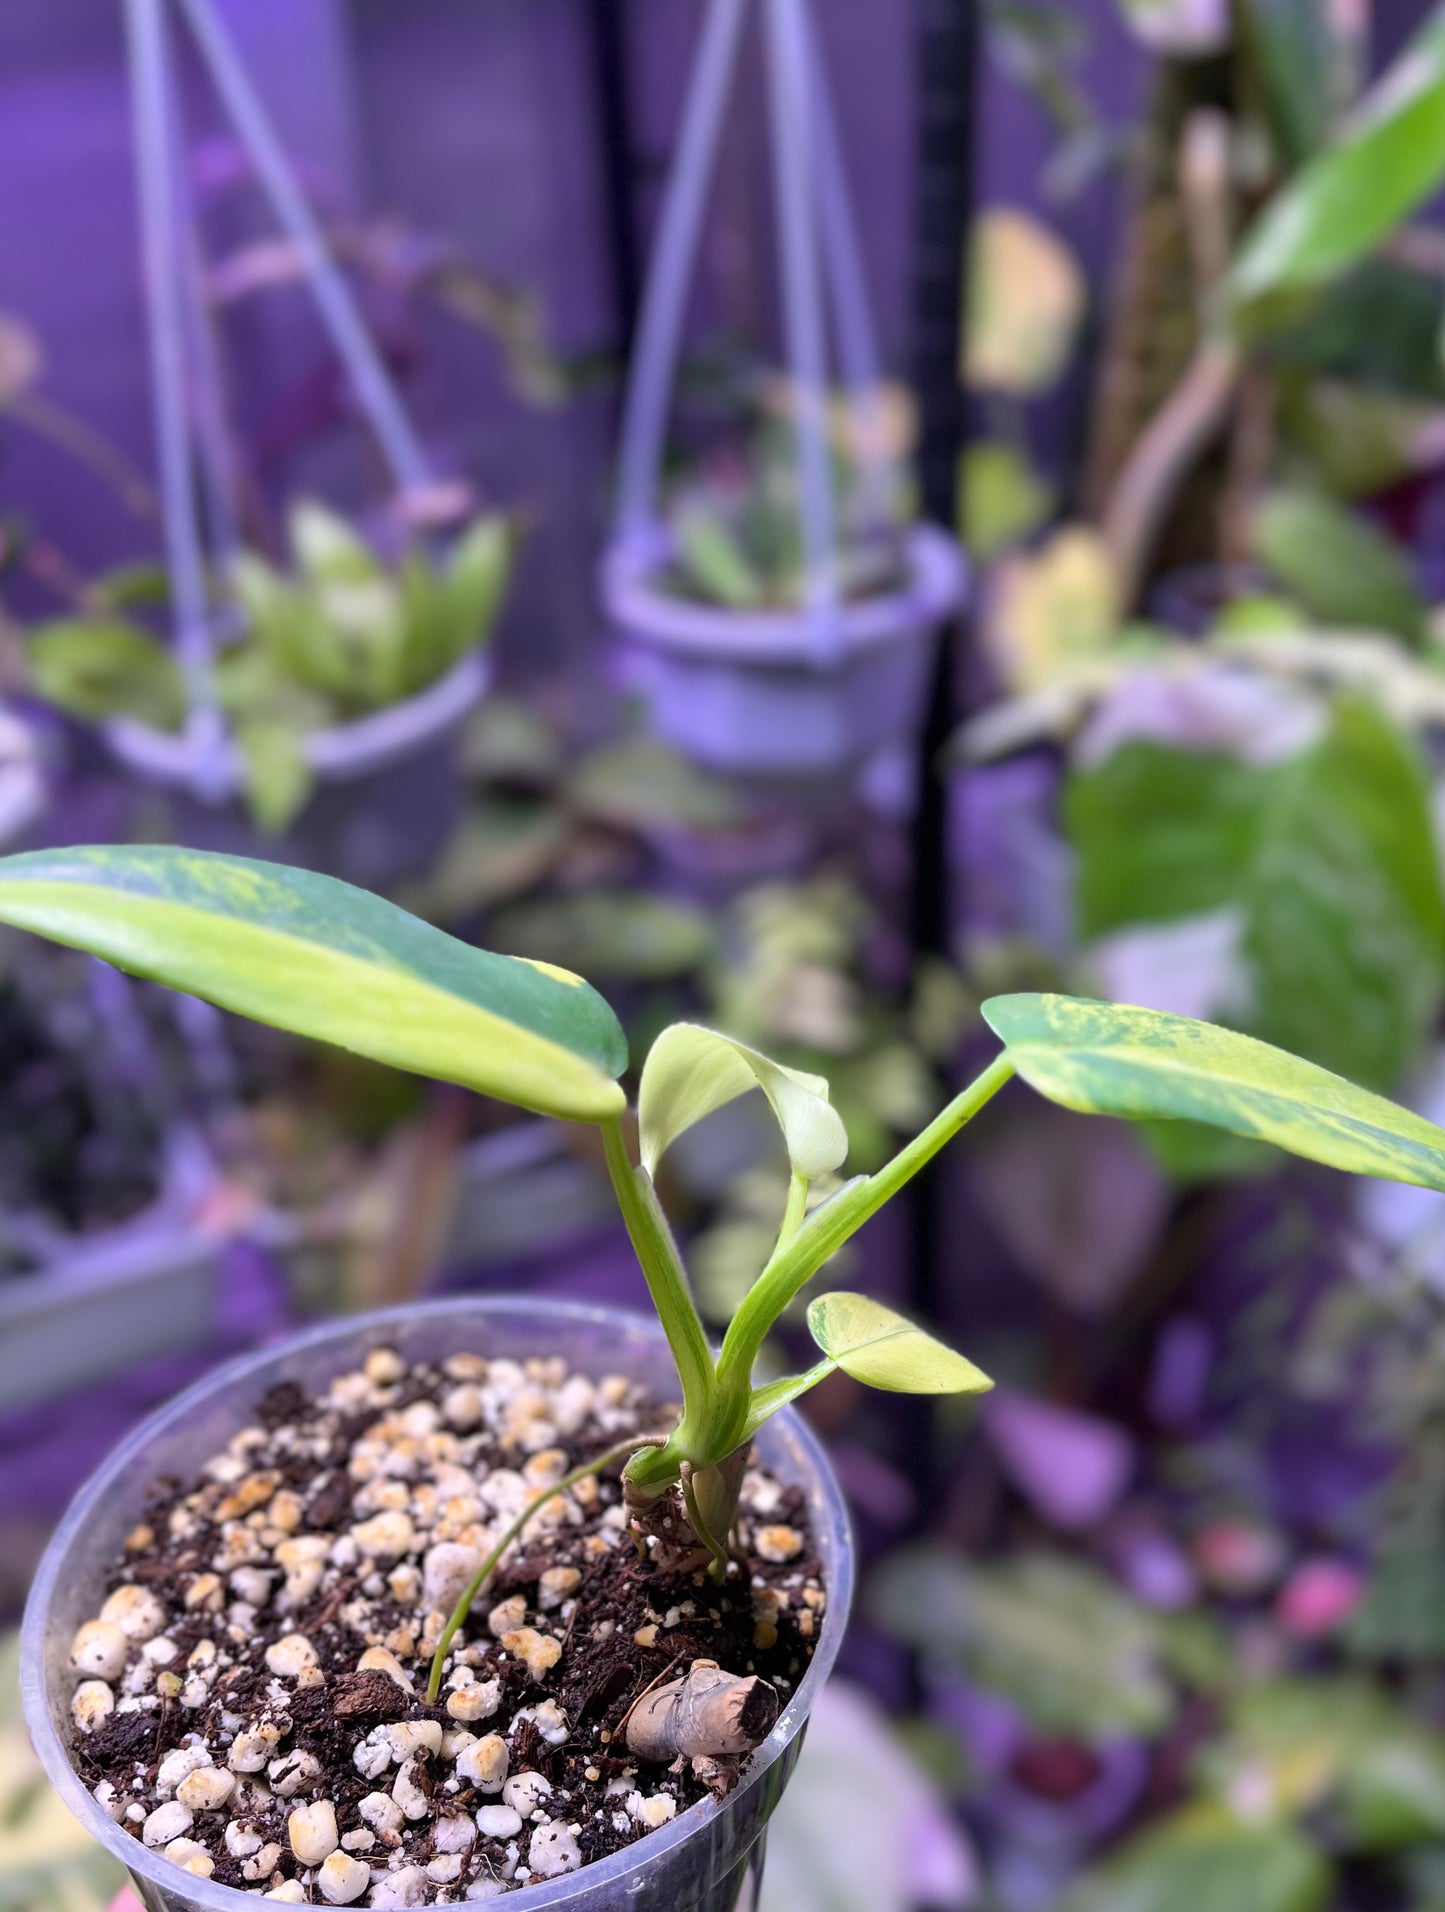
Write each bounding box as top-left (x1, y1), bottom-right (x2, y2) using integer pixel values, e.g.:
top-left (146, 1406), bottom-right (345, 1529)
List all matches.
top-left (807, 1291), bottom-right (992, 1394)
top-left (26, 620), bottom-right (186, 730)
top-left (1231, 10), bottom-right (1445, 309)
top-left (88, 561), bottom-right (171, 612)
top-left (638, 1021), bottom-right (848, 1179)
top-left (1195, 1679), bottom-right (1445, 1851)
top-left (958, 441), bottom-right (1053, 560)
top-left (234, 718), bottom-right (314, 834)
top-left (288, 499), bottom-right (381, 585)
top-left (1250, 491), bottom-right (1426, 645)
top-left (402, 798), bottom-right (570, 919)
top-left (491, 891), bottom-right (714, 982)
top-left (1069, 743), bottom-right (1266, 937)
top-left (674, 504), bottom-right (767, 609)
top-left (988, 525), bottom-right (1121, 693)
top-left (965, 208), bottom-right (1086, 396)
top-left (1259, 261), bottom-right (1445, 403)
top-left (1057, 1809), bottom-right (1331, 1912)
top-left (443, 514), bottom-right (511, 651)
top-left (1276, 379), bottom-right (1443, 500)
top-left (0, 846), bottom-right (629, 1121)
top-left (981, 992), bottom-right (1445, 1192)
top-left (869, 1546), bottom-right (1179, 1737)
top-left (567, 739), bottom-right (740, 833)
top-left (1067, 698), bottom-right (1445, 1096)
top-left (1240, 0), bottom-right (1354, 168)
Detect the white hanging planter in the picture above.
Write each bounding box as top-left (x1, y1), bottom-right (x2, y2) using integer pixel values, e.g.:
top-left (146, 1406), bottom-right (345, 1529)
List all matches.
top-left (606, 522), bottom-right (964, 776)
top-left (600, 0), bottom-right (966, 782)
top-left (0, 1130), bottom-right (224, 1413)
top-left (103, 650), bottom-right (492, 888)
top-left (116, 0), bottom-right (490, 881)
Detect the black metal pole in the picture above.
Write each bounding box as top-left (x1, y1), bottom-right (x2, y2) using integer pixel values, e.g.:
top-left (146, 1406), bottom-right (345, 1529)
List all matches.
top-left (909, 0), bottom-right (977, 961)
top-left (906, 0), bottom-right (979, 1516)
top-left (587, 0), bottom-right (643, 352)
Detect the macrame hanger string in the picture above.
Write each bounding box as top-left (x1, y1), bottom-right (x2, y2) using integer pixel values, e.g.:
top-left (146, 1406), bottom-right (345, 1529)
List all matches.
top-left (125, 0), bottom-right (225, 789)
top-left (613, 0), bottom-right (751, 546)
top-left (764, 0), bottom-right (842, 666)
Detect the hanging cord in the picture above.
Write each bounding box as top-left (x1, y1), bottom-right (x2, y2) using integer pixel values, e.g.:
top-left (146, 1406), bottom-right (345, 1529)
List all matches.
top-left (799, 1), bottom-right (893, 539)
top-left (614, 0), bottom-right (750, 542)
top-left (173, 0), bottom-right (436, 510)
top-left (125, 0), bottom-right (224, 778)
top-left (764, 0), bottom-right (842, 665)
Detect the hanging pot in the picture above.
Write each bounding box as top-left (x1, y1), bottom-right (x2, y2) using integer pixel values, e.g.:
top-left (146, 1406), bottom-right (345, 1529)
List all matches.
top-left (0, 1128), bottom-right (230, 1413)
top-left (604, 524), bottom-right (964, 779)
top-left (103, 651), bottom-right (491, 891)
top-left (23, 1295), bottom-right (852, 1912)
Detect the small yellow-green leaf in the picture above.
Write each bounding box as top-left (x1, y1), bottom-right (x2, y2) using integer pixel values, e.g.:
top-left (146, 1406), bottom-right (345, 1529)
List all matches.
top-left (26, 621), bottom-right (187, 730)
top-left (807, 1292), bottom-right (992, 1394)
top-left (0, 846), bottom-right (628, 1122)
top-left (289, 499), bottom-right (380, 585)
top-left (965, 209), bottom-right (1085, 396)
top-left (982, 993), bottom-right (1445, 1192)
top-left (638, 1021), bottom-right (848, 1178)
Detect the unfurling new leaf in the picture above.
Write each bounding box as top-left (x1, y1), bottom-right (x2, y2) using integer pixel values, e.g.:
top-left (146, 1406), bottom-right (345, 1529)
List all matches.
top-left (638, 1022), bottom-right (848, 1179)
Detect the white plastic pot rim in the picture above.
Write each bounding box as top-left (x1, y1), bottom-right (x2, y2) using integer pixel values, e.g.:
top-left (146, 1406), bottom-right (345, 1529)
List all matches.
top-left (102, 650), bottom-right (492, 799)
top-left (601, 522), bottom-right (966, 667)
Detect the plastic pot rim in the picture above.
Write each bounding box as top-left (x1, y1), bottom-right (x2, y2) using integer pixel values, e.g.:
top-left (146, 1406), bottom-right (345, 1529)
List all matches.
top-left (102, 650), bottom-right (492, 799)
top-left (600, 522), bottom-right (965, 665)
top-left (22, 1294), bottom-right (853, 1912)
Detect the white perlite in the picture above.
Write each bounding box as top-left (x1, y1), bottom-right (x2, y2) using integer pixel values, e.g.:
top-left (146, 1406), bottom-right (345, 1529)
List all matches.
top-left (502, 1770), bottom-right (552, 1817)
top-left (156, 1743), bottom-right (211, 1794)
top-left (370, 1868), bottom-right (430, 1908)
top-left (177, 1766), bottom-right (235, 1813)
top-left (142, 1801), bottom-right (194, 1848)
top-left (100, 1584), bottom-right (165, 1642)
top-left (393, 1757), bottom-right (430, 1820)
top-left (265, 1632), bottom-right (318, 1677)
top-left (456, 1733), bottom-right (508, 1793)
top-left (317, 1850), bottom-right (371, 1904)
top-left (528, 1822), bottom-right (582, 1877)
top-left (476, 1804), bottom-right (523, 1839)
top-left (446, 1677), bottom-right (501, 1723)
top-left (288, 1798), bottom-right (339, 1866)
top-left (71, 1681), bottom-right (114, 1734)
top-left (70, 1620), bottom-right (127, 1681)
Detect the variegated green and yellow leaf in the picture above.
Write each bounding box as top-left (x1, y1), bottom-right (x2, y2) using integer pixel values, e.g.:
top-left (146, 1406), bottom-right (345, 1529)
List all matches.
top-left (0, 846), bottom-right (628, 1122)
top-left (807, 1291), bottom-right (992, 1394)
top-left (638, 1021), bottom-right (848, 1179)
top-left (982, 993), bottom-right (1445, 1192)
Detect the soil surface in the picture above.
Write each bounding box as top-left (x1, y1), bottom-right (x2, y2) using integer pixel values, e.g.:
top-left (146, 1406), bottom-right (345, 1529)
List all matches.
top-left (63, 1343), bottom-right (823, 1904)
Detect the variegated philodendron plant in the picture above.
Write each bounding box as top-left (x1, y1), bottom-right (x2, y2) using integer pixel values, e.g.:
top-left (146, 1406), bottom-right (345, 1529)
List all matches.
top-left (4, 845), bottom-right (1445, 1698)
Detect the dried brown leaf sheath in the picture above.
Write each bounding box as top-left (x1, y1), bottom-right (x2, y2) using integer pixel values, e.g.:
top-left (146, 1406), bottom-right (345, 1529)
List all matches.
top-left (625, 1660), bottom-right (780, 1762)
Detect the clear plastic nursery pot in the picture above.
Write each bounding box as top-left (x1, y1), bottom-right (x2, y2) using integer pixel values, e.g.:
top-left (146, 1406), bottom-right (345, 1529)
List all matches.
top-left (603, 524), bottom-right (965, 779)
top-left (22, 1296), bottom-right (853, 1912)
top-left (103, 652), bottom-right (491, 891)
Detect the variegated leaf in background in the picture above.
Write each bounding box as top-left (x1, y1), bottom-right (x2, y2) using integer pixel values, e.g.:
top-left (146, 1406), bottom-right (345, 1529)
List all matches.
top-left (983, 994), bottom-right (1445, 1192)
